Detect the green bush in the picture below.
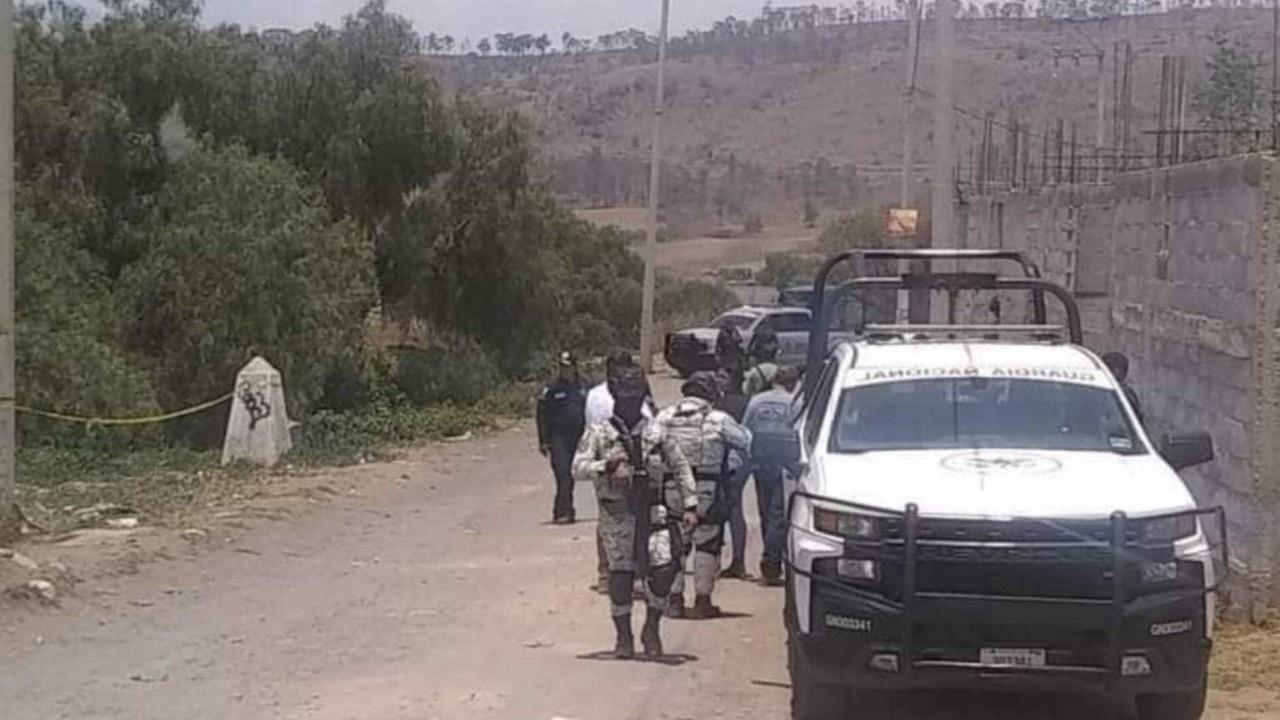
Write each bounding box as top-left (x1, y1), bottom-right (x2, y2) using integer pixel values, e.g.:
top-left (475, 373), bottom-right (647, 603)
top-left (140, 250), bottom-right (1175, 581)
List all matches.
top-left (394, 336), bottom-right (502, 407)
top-left (758, 251), bottom-right (822, 291)
top-left (294, 403), bottom-right (491, 466)
top-left (15, 185), bottom-right (161, 445)
top-left (818, 209), bottom-right (886, 254)
top-left (656, 276), bottom-right (739, 336)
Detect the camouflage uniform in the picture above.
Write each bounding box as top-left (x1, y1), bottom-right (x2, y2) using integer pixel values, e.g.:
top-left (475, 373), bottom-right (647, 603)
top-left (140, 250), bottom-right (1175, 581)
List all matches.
top-left (657, 392), bottom-right (752, 613)
top-left (573, 417), bottom-right (696, 618)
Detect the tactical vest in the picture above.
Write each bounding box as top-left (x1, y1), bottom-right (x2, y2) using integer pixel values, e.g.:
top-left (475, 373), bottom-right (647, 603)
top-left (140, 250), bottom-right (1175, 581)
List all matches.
top-left (662, 398), bottom-right (729, 476)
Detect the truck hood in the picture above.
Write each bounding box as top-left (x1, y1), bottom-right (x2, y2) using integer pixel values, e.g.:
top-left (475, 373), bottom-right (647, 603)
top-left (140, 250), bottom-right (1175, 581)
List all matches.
top-left (670, 326), bottom-right (721, 345)
top-left (812, 448), bottom-right (1196, 520)
top-left (670, 327), bottom-right (720, 343)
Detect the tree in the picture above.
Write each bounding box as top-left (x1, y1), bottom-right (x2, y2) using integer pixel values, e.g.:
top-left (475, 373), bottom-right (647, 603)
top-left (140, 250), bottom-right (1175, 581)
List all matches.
top-left (818, 209), bottom-right (884, 253)
top-left (121, 143), bottom-right (377, 410)
top-left (535, 33), bottom-right (551, 55)
top-left (494, 32), bottom-right (514, 54)
top-left (1193, 29), bottom-right (1263, 138)
top-left (15, 183), bottom-right (160, 435)
top-left (1001, 1), bottom-right (1027, 17)
top-left (478, 36), bottom-right (491, 55)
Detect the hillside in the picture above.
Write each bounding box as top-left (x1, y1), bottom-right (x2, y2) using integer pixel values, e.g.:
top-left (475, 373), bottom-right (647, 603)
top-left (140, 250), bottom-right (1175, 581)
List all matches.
top-left (437, 9), bottom-right (1274, 231)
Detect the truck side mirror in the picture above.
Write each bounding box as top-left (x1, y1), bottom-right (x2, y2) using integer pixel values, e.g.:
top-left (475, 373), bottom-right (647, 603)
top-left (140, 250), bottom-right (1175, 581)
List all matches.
top-left (1160, 432), bottom-right (1214, 471)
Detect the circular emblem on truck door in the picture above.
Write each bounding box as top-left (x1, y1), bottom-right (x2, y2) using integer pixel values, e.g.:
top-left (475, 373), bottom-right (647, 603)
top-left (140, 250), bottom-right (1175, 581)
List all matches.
top-left (941, 452), bottom-right (1062, 475)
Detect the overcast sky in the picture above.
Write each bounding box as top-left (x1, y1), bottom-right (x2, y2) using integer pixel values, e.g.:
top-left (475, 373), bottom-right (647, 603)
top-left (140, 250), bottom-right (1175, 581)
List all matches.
top-left (196, 0), bottom-right (767, 43)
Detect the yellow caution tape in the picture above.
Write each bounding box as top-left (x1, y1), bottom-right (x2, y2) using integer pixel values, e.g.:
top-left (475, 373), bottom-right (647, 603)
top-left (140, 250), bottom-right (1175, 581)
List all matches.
top-left (0, 392), bottom-right (235, 426)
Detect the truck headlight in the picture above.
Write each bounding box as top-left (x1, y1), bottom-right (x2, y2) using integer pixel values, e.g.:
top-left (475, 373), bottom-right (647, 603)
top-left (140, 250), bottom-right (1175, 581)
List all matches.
top-left (814, 508), bottom-right (880, 539)
top-left (1139, 514), bottom-right (1197, 543)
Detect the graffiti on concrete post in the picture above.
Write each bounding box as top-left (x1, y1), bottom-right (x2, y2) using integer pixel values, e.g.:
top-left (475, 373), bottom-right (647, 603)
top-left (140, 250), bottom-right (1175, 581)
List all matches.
top-left (238, 380), bottom-right (272, 431)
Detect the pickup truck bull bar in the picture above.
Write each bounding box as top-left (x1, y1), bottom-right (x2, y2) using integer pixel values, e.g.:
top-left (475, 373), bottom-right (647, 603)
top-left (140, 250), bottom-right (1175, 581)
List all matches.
top-left (785, 490), bottom-right (1229, 696)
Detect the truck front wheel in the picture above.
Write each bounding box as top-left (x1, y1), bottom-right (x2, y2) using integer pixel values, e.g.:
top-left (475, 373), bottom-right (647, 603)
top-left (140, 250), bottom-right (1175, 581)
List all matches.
top-left (788, 637), bottom-right (852, 720)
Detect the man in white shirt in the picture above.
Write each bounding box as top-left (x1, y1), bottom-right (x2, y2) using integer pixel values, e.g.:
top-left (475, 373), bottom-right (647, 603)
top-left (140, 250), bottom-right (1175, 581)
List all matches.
top-left (584, 350), bottom-right (654, 592)
top-left (585, 350), bottom-right (655, 427)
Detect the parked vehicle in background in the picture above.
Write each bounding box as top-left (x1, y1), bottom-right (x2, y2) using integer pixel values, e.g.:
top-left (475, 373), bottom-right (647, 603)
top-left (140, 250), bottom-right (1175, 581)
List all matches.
top-left (778, 285), bottom-right (815, 308)
top-left (664, 305), bottom-right (812, 377)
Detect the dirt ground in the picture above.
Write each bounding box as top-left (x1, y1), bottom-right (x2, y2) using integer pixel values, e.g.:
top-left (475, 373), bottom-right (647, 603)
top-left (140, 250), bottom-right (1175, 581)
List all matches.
top-left (1, 376), bottom-right (1278, 720)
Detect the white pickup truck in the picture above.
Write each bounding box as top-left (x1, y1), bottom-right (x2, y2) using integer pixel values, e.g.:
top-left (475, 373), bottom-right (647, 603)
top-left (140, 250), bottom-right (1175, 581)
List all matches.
top-left (771, 250), bottom-right (1225, 720)
top-left (663, 305), bottom-right (815, 377)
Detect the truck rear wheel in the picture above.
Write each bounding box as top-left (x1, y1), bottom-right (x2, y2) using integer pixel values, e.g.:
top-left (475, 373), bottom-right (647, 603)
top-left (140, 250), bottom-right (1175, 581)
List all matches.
top-left (1136, 683), bottom-right (1206, 720)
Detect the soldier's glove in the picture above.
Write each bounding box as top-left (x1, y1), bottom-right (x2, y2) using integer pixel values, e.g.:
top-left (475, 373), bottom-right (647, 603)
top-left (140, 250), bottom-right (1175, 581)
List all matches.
top-left (682, 511), bottom-right (698, 530)
top-left (608, 461), bottom-right (633, 484)
top-left (604, 447), bottom-right (629, 473)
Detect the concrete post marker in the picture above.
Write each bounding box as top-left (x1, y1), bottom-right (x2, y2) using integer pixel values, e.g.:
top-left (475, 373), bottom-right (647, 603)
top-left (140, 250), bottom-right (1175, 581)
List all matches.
top-left (221, 356), bottom-right (292, 467)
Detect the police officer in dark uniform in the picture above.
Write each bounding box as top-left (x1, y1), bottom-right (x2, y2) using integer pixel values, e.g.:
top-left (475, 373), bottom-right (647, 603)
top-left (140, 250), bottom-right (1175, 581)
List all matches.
top-left (538, 351), bottom-right (588, 524)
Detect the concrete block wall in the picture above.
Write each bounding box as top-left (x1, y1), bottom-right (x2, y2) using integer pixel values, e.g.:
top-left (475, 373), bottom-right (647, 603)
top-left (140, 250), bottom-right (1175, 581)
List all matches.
top-left (961, 155), bottom-right (1280, 611)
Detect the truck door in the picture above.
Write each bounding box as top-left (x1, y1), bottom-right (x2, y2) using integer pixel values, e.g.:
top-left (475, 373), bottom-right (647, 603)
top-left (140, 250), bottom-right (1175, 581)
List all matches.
top-left (769, 311), bottom-right (812, 366)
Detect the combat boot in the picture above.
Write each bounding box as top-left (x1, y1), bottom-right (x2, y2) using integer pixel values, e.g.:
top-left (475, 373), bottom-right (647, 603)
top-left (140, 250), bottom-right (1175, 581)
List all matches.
top-left (760, 560), bottom-right (784, 587)
top-left (688, 594), bottom-right (722, 619)
top-left (641, 607), bottom-right (664, 658)
top-left (666, 593), bottom-right (685, 619)
top-left (612, 615), bottom-right (635, 659)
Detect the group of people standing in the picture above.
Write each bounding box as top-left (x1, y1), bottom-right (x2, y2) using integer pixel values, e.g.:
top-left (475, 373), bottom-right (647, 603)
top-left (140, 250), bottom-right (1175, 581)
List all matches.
top-left (536, 331), bottom-right (799, 659)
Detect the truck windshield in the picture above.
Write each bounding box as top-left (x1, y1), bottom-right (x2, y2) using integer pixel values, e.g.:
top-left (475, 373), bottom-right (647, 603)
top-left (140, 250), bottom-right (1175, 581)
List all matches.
top-left (712, 314), bottom-right (755, 332)
top-left (830, 378), bottom-right (1144, 454)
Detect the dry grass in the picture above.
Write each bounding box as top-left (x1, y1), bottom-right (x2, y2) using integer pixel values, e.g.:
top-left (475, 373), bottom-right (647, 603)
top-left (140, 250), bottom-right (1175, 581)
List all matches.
top-left (466, 10), bottom-right (1277, 216)
top-left (655, 234), bottom-right (818, 276)
top-left (1211, 614), bottom-right (1280, 692)
top-left (574, 207), bottom-right (650, 232)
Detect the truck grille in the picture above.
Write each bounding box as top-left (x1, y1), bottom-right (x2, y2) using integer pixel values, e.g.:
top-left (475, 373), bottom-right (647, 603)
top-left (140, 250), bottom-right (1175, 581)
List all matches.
top-left (881, 517), bottom-right (1136, 544)
top-left (910, 559), bottom-right (1114, 599)
top-left (815, 557), bottom-right (1116, 601)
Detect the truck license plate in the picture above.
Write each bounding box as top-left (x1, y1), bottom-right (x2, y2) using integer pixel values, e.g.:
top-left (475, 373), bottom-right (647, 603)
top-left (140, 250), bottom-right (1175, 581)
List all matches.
top-left (979, 648), bottom-right (1046, 668)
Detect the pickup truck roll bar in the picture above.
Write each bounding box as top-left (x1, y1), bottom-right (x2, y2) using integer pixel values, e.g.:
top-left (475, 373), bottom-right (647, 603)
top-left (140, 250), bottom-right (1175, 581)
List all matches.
top-left (807, 249), bottom-right (1048, 322)
top-left (804, 250), bottom-right (1074, 397)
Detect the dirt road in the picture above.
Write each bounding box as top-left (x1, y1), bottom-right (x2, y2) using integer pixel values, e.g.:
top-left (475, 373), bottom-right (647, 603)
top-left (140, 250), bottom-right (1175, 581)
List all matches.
top-left (1, 378), bottom-right (1277, 720)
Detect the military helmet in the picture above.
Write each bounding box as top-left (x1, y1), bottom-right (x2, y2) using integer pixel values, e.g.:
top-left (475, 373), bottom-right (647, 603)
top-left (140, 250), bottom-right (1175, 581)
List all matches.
top-left (681, 371), bottom-right (722, 402)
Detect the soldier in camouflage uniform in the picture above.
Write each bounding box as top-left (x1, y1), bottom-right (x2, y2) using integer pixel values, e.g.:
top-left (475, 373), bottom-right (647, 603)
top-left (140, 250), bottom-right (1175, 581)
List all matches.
top-left (573, 366), bottom-right (698, 659)
top-left (659, 372), bottom-right (753, 619)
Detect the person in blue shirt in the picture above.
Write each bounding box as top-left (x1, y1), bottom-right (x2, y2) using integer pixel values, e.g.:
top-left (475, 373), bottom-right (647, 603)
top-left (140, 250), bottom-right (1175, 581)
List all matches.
top-left (742, 365), bottom-right (802, 586)
top-left (537, 351), bottom-right (588, 524)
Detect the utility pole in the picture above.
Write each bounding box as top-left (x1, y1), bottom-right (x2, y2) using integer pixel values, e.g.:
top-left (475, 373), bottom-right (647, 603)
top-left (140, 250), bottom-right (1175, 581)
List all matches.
top-left (0, 0), bottom-right (14, 528)
top-left (1095, 50), bottom-right (1106, 183)
top-left (1272, 0), bottom-right (1278, 150)
top-left (899, 0), bottom-right (921, 207)
top-left (638, 0), bottom-right (670, 372)
top-left (898, 0), bottom-right (923, 324)
top-left (931, 0), bottom-right (956, 248)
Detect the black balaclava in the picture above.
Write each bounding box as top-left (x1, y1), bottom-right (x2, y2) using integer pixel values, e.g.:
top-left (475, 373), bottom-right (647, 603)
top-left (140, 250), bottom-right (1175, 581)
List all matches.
top-left (610, 366), bottom-right (647, 429)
